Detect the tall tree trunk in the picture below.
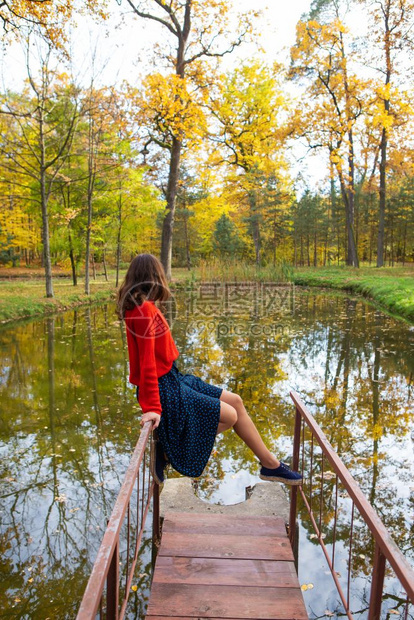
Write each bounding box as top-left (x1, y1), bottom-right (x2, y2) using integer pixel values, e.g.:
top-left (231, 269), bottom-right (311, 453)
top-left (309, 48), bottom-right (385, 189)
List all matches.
top-left (402, 224), bottom-right (407, 265)
top-left (103, 249), bottom-right (108, 281)
top-left (183, 212), bottom-right (191, 271)
top-left (68, 228), bottom-right (77, 286)
top-left (39, 100), bottom-right (54, 298)
top-left (330, 169), bottom-right (341, 265)
top-left (331, 150), bottom-right (359, 266)
top-left (85, 197), bottom-right (92, 295)
top-left (85, 111), bottom-right (96, 295)
top-left (377, 126), bottom-right (388, 266)
top-left (293, 232), bottom-right (297, 267)
top-left (338, 174), bottom-right (359, 267)
top-left (40, 169), bottom-right (54, 297)
top-left (248, 191), bottom-right (261, 266)
top-left (338, 29), bottom-right (359, 268)
top-left (160, 136), bottom-right (181, 280)
top-left (160, 20), bottom-right (189, 281)
top-left (115, 184), bottom-right (122, 288)
top-left (253, 216), bottom-right (261, 266)
top-left (377, 1), bottom-right (391, 267)
top-left (65, 158), bottom-right (77, 287)
top-left (346, 129), bottom-right (358, 266)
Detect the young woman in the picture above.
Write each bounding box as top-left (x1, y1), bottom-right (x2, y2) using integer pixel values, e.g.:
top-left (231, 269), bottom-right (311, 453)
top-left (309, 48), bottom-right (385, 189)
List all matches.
top-left (117, 253), bottom-right (302, 486)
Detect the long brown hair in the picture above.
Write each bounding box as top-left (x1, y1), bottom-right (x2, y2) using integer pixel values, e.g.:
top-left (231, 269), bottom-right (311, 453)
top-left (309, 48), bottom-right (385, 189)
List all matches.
top-left (116, 254), bottom-right (171, 319)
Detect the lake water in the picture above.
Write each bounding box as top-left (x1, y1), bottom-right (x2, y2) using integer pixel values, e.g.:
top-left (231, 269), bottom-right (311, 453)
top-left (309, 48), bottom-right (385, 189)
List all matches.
top-left (0, 286), bottom-right (413, 618)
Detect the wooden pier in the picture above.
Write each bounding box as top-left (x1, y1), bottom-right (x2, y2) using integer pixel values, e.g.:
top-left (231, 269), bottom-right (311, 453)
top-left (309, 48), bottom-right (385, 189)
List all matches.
top-left (146, 511), bottom-right (308, 620)
top-left (76, 394), bottom-right (414, 620)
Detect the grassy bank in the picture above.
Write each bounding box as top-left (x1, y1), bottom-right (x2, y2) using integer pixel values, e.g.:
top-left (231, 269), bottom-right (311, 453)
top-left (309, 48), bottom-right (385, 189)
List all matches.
top-left (0, 263), bottom-right (413, 324)
top-left (0, 278), bottom-right (117, 323)
top-left (292, 266), bottom-right (414, 322)
top-left (0, 268), bottom-right (195, 324)
top-left (172, 261), bottom-right (414, 323)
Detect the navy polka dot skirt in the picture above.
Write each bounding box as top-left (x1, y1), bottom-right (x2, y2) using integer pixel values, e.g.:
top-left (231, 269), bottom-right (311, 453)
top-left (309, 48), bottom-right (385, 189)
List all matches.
top-left (136, 360), bottom-right (222, 478)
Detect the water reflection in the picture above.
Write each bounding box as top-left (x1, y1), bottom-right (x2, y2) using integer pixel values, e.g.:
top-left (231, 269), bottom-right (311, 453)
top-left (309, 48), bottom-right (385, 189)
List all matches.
top-left (0, 290), bottom-right (413, 618)
top-left (0, 308), bottom-right (149, 618)
top-left (191, 291), bottom-right (413, 618)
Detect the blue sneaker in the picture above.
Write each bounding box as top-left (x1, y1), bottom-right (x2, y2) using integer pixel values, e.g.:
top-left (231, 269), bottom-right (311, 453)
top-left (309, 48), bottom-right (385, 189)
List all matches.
top-left (153, 439), bottom-right (168, 485)
top-left (259, 461), bottom-right (303, 486)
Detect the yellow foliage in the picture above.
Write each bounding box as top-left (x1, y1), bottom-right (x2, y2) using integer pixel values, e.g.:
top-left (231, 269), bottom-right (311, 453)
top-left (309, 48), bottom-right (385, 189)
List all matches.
top-left (134, 73), bottom-right (206, 145)
top-left (1, 0), bottom-right (108, 49)
top-left (372, 423), bottom-right (384, 441)
top-left (211, 60), bottom-right (288, 174)
top-left (0, 204), bottom-right (38, 253)
top-left (188, 194), bottom-right (231, 254)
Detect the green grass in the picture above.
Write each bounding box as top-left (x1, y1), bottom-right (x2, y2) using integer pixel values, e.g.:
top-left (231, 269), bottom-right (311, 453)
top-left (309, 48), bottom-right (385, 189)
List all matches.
top-left (170, 261), bottom-right (414, 323)
top-left (0, 277), bottom-right (117, 323)
top-left (0, 263), bottom-right (413, 324)
top-left (172, 258), bottom-right (292, 284)
top-left (292, 266), bottom-right (414, 322)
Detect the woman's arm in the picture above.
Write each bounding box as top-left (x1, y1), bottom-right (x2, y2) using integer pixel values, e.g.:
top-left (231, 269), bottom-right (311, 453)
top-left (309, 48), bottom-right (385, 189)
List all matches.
top-left (136, 313), bottom-right (163, 416)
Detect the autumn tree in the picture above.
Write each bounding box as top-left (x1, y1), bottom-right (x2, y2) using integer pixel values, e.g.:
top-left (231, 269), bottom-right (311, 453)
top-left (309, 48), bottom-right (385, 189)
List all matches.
top-left (0, 0), bottom-right (108, 50)
top-left (253, 173), bottom-right (292, 266)
top-left (290, 8), bottom-right (365, 267)
top-left (80, 85), bottom-right (119, 294)
top-left (213, 214), bottom-right (244, 259)
top-left (292, 190), bottom-right (329, 266)
top-left (52, 156), bottom-right (84, 285)
top-left (0, 41), bottom-right (80, 296)
top-left (123, 0), bottom-right (256, 280)
top-left (209, 60), bottom-right (290, 265)
top-left (171, 166), bottom-right (209, 270)
top-left (356, 0), bottom-right (414, 266)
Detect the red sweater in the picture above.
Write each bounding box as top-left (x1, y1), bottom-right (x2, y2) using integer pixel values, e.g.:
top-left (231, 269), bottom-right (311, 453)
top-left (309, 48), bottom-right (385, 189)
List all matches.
top-left (124, 300), bottom-right (179, 415)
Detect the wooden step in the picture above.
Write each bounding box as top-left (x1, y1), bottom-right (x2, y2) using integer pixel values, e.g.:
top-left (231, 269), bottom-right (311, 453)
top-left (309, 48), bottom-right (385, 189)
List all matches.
top-left (146, 511), bottom-right (307, 620)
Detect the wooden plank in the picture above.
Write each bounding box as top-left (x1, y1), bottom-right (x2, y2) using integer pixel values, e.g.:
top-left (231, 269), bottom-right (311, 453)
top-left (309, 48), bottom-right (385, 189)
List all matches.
top-left (147, 513), bottom-right (307, 620)
top-left (146, 583), bottom-right (308, 619)
top-left (158, 532), bottom-right (294, 561)
top-left (153, 556), bottom-right (299, 588)
top-left (162, 512), bottom-right (288, 537)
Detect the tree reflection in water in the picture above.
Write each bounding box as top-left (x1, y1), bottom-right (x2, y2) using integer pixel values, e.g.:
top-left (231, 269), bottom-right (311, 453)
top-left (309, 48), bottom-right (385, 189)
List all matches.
top-left (0, 289), bottom-right (412, 618)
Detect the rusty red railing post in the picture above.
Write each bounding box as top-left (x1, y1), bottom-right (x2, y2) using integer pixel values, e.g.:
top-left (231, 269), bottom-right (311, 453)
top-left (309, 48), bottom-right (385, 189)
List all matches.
top-left (76, 424), bottom-right (153, 620)
top-left (368, 543), bottom-right (386, 620)
top-left (289, 390), bottom-right (414, 619)
top-left (289, 406), bottom-right (302, 550)
top-left (150, 430), bottom-right (161, 569)
top-left (106, 541), bottom-right (119, 620)
top-left (153, 481), bottom-right (160, 543)
top-left (152, 480), bottom-right (161, 570)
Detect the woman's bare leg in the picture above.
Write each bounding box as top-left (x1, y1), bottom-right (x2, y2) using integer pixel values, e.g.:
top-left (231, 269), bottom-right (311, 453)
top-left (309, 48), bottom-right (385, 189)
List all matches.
top-left (217, 400), bottom-right (238, 435)
top-left (219, 390), bottom-right (280, 468)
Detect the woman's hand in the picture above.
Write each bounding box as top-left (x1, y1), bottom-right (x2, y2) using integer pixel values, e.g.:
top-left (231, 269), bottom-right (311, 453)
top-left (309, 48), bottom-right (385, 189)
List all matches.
top-left (140, 411), bottom-right (161, 429)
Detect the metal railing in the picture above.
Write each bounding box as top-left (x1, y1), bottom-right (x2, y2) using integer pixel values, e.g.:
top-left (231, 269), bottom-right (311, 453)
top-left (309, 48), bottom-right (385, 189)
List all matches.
top-left (289, 391), bottom-right (414, 620)
top-left (76, 422), bottom-right (160, 620)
